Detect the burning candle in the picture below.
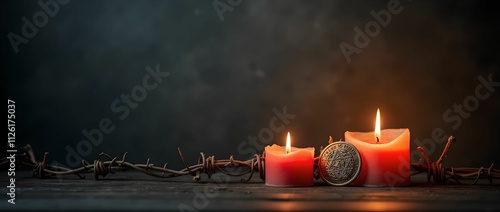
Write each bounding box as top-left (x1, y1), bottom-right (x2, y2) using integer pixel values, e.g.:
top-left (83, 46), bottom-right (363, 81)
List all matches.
top-left (265, 132), bottom-right (315, 187)
top-left (344, 109), bottom-right (410, 187)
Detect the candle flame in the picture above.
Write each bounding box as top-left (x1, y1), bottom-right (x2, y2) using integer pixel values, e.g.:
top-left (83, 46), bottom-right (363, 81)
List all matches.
top-left (375, 108), bottom-right (381, 142)
top-left (286, 132), bottom-right (291, 154)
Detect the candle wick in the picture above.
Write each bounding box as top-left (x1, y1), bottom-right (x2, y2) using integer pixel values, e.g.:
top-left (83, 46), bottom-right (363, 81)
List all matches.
top-left (376, 137), bottom-right (379, 143)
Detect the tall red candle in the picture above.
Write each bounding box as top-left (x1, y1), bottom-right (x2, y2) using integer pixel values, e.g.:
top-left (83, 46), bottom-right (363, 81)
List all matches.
top-left (265, 132), bottom-right (315, 187)
top-left (344, 109), bottom-right (411, 187)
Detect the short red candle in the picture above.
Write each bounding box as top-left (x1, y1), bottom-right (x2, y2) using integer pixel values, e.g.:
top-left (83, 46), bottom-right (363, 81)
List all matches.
top-left (344, 109), bottom-right (411, 187)
top-left (265, 132), bottom-right (315, 187)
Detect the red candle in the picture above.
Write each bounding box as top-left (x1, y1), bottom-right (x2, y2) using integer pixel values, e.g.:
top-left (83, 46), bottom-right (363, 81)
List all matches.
top-left (265, 132), bottom-right (315, 187)
top-left (344, 109), bottom-right (410, 187)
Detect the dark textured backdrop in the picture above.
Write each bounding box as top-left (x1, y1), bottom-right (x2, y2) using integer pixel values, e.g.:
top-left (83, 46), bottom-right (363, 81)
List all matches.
top-left (2, 0), bottom-right (499, 170)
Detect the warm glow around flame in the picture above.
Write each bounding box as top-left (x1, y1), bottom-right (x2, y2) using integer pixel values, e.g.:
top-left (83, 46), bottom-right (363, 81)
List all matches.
top-left (375, 108), bottom-right (381, 142)
top-left (286, 132), bottom-right (291, 154)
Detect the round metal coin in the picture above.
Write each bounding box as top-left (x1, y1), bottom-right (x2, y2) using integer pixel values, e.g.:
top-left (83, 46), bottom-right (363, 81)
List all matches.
top-left (318, 141), bottom-right (361, 186)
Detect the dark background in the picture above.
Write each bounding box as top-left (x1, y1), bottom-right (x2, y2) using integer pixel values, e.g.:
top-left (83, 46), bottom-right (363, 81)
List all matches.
top-left (2, 0), bottom-right (499, 170)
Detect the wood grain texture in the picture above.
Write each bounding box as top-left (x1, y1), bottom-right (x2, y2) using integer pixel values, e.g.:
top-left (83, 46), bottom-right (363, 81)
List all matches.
top-left (1, 170), bottom-right (500, 211)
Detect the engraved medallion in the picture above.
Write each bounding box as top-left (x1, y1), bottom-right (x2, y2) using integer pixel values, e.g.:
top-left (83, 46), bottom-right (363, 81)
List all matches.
top-left (318, 141), bottom-right (361, 186)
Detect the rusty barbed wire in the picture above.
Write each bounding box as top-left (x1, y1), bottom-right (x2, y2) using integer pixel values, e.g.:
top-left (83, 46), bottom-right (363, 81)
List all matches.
top-left (1, 144), bottom-right (268, 182)
top-left (411, 136), bottom-right (500, 184)
top-left (2, 136), bottom-right (499, 185)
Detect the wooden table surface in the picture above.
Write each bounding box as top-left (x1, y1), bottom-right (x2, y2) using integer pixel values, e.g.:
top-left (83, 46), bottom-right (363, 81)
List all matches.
top-left (1, 170), bottom-right (500, 211)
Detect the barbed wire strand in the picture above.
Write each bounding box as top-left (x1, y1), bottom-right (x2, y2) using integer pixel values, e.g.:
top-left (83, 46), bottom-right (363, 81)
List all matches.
top-left (410, 136), bottom-right (500, 184)
top-left (2, 136), bottom-right (499, 184)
